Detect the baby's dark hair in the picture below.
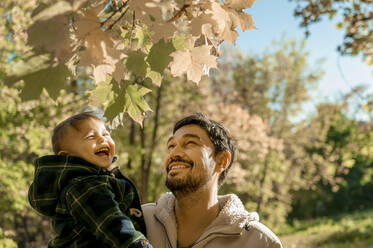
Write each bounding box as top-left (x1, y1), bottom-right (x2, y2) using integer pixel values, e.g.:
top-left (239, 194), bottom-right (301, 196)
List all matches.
top-left (52, 112), bottom-right (102, 154)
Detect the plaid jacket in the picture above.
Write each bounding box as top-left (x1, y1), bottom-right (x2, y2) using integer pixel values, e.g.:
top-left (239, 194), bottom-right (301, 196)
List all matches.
top-left (28, 155), bottom-right (151, 248)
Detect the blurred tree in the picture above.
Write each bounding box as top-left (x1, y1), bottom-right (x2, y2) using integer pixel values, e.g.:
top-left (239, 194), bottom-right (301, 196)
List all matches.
top-left (111, 75), bottom-right (203, 203)
top-left (290, 0), bottom-right (373, 65)
top-left (290, 97), bottom-right (373, 219)
top-left (214, 36), bottom-right (323, 132)
top-left (0, 81), bottom-right (91, 247)
top-left (209, 37), bottom-right (324, 226)
top-left (0, 228), bottom-right (17, 248)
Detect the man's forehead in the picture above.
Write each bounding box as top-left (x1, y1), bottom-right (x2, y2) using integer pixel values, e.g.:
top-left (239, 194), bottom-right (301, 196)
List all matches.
top-left (167, 124), bottom-right (210, 143)
top-left (167, 133), bottom-right (201, 143)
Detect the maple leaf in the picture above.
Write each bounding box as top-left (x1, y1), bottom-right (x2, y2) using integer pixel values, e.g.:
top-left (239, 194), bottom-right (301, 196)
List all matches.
top-left (147, 39), bottom-right (175, 73)
top-left (75, 6), bottom-right (115, 66)
top-left (129, 0), bottom-right (176, 42)
top-left (123, 84), bottom-right (152, 126)
top-left (89, 76), bottom-right (114, 105)
top-left (74, 5), bottom-right (126, 84)
top-left (190, 14), bottom-right (213, 37)
top-left (172, 36), bottom-right (188, 51)
top-left (104, 79), bottom-right (124, 123)
top-left (206, 2), bottom-right (238, 44)
top-left (146, 20), bottom-right (177, 43)
top-left (27, 1), bottom-right (74, 62)
top-left (146, 69), bottom-right (162, 86)
top-left (111, 58), bottom-right (127, 83)
top-left (93, 64), bottom-right (115, 84)
top-left (225, 7), bottom-right (256, 31)
top-left (125, 51), bottom-right (147, 77)
top-left (74, 3), bottom-right (106, 40)
top-left (104, 81), bottom-right (152, 126)
top-left (224, 0), bottom-right (258, 9)
top-left (169, 44), bottom-right (218, 83)
top-left (32, 1), bottom-right (72, 22)
top-left (28, 15), bottom-right (72, 63)
top-left (129, 0), bottom-right (163, 24)
top-left (6, 63), bottom-right (71, 101)
top-left (133, 26), bottom-right (153, 51)
top-left (5, 54), bottom-right (50, 79)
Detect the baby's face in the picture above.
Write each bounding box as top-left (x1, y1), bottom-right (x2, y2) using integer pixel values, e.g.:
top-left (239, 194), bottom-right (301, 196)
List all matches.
top-left (59, 118), bottom-right (115, 169)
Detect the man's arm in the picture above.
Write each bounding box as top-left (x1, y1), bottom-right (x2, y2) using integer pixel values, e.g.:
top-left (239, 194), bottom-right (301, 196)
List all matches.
top-left (245, 221), bottom-right (283, 248)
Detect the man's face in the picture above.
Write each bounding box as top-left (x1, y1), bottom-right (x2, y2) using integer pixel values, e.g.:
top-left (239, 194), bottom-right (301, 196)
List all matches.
top-left (165, 124), bottom-right (218, 195)
top-left (59, 118), bottom-right (115, 169)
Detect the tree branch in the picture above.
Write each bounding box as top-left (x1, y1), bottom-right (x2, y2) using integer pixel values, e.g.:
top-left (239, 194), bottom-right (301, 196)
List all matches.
top-left (107, 6), bottom-right (130, 30)
top-left (101, 0), bottom-right (129, 29)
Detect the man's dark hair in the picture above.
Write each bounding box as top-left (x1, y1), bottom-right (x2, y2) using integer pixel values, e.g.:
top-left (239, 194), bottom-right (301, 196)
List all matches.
top-left (52, 112), bottom-right (102, 154)
top-left (173, 113), bottom-right (237, 187)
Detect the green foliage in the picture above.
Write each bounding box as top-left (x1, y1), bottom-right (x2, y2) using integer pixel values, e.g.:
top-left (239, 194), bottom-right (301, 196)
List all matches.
top-left (213, 37), bottom-right (323, 227)
top-left (103, 79), bottom-right (152, 125)
top-left (291, 0), bottom-right (373, 65)
top-left (1, 0), bottom-right (258, 125)
top-left (17, 64), bottom-right (71, 101)
top-left (147, 39), bottom-right (175, 73)
top-left (0, 228), bottom-right (17, 248)
top-left (125, 51), bottom-right (148, 78)
top-left (288, 99), bottom-right (373, 219)
top-left (280, 209), bottom-right (373, 248)
top-left (122, 84), bottom-right (152, 125)
top-left (0, 83), bottom-right (90, 247)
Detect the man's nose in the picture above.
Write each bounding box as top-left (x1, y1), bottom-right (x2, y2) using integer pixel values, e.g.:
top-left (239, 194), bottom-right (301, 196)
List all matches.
top-left (169, 144), bottom-right (186, 158)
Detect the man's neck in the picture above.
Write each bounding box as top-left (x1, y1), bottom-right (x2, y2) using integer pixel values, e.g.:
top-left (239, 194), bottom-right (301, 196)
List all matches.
top-left (174, 185), bottom-right (220, 247)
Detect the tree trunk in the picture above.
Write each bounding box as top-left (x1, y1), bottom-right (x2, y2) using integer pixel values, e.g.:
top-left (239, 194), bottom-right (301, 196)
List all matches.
top-left (256, 150), bottom-right (270, 212)
top-left (140, 83), bottom-right (163, 203)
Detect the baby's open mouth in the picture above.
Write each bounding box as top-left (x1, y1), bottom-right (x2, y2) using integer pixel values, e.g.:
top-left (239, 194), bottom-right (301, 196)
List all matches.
top-left (95, 148), bottom-right (109, 156)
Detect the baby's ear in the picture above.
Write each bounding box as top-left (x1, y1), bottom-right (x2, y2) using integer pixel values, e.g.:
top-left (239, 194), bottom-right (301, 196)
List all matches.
top-left (58, 150), bottom-right (69, 156)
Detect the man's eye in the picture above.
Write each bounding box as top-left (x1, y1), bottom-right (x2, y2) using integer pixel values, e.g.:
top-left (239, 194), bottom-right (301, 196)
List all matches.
top-left (167, 144), bottom-right (175, 150)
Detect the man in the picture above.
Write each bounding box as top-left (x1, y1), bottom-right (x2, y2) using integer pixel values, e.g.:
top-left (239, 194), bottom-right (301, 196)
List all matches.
top-left (142, 113), bottom-right (283, 248)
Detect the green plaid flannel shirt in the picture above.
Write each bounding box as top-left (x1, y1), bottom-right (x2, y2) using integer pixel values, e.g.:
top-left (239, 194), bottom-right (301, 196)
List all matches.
top-left (28, 155), bottom-right (151, 248)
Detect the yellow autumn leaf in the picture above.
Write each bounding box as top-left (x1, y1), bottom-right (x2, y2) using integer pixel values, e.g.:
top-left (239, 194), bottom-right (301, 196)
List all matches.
top-left (169, 44), bottom-right (217, 83)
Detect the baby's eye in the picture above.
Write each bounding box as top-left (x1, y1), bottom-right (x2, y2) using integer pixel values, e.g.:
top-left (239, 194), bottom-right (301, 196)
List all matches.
top-left (87, 135), bottom-right (95, 139)
top-left (186, 141), bottom-right (197, 145)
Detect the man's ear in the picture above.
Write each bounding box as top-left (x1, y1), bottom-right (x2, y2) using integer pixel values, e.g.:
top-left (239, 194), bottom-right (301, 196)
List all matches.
top-left (215, 151), bottom-right (231, 173)
top-left (58, 150), bottom-right (69, 156)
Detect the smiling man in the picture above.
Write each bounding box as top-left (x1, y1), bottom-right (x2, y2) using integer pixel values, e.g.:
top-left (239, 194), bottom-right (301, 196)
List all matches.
top-left (142, 113), bottom-right (283, 248)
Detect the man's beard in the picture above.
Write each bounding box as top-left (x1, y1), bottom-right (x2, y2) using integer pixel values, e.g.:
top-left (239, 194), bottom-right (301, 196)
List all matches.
top-left (165, 171), bottom-right (211, 197)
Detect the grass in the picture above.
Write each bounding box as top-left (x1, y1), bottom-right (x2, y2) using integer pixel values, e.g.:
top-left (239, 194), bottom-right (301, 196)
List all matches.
top-left (278, 209), bottom-right (373, 248)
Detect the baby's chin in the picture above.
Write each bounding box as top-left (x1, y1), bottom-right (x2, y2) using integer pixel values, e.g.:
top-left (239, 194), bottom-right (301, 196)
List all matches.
top-left (96, 161), bottom-right (112, 169)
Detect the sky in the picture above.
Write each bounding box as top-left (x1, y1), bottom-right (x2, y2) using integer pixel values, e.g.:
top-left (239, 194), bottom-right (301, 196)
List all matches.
top-left (232, 0), bottom-right (373, 118)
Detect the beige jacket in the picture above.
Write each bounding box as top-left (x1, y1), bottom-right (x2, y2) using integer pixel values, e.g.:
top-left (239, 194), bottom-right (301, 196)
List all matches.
top-left (142, 193), bottom-right (283, 248)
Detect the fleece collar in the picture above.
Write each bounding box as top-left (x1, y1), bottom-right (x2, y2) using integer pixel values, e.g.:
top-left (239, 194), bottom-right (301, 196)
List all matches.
top-left (154, 193), bottom-right (259, 248)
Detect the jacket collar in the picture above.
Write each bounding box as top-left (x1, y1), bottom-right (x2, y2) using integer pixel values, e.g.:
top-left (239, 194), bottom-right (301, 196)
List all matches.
top-left (154, 193), bottom-right (259, 248)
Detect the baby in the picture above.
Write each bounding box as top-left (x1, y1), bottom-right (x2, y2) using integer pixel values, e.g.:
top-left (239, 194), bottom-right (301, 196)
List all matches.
top-left (28, 112), bottom-right (152, 248)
